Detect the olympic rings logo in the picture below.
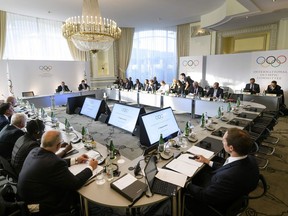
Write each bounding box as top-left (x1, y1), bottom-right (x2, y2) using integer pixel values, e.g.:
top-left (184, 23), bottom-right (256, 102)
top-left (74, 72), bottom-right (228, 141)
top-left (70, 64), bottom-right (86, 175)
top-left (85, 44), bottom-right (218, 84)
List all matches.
top-left (155, 114), bottom-right (164, 120)
top-left (39, 66), bottom-right (52, 71)
top-left (256, 55), bottom-right (287, 68)
top-left (182, 60), bottom-right (199, 67)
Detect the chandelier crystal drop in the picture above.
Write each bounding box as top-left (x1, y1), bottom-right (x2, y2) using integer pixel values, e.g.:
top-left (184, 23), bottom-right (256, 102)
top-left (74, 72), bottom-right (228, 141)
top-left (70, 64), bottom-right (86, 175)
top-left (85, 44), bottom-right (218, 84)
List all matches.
top-left (62, 0), bottom-right (121, 52)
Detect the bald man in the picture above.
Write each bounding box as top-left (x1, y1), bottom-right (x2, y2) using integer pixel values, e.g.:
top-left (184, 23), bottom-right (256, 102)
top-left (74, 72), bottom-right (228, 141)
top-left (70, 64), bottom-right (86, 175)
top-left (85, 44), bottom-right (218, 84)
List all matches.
top-left (18, 130), bottom-right (98, 215)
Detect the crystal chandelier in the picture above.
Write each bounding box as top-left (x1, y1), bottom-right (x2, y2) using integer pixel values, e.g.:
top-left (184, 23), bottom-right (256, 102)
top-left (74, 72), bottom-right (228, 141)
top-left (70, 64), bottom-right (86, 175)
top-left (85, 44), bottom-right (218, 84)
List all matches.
top-left (62, 0), bottom-right (121, 52)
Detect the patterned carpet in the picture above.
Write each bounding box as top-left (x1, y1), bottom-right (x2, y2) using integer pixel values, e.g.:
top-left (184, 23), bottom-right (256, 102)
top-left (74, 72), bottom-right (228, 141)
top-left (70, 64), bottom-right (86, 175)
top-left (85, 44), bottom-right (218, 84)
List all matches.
top-left (52, 103), bottom-right (288, 216)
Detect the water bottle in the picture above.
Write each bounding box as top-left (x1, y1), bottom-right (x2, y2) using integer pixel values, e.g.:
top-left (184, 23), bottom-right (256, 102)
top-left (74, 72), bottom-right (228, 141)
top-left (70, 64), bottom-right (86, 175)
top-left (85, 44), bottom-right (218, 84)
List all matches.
top-left (109, 140), bottom-right (115, 160)
top-left (236, 97), bottom-right (241, 107)
top-left (158, 134), bottom-right (165, 153)
top-left (185, 122), bottom-right (190, 137)
top-left (50, 96), bottom-right (55, 110)
top-left (106, 156), bottom-right (114, 181)
top-left (217, 107), bottom-right (222, 118)
top-left (227, 102), bottom-right (231, 112)
top-left (200, 113), bottom-right (205, 128)
top-left (205, 112), bottom-right (209, 124)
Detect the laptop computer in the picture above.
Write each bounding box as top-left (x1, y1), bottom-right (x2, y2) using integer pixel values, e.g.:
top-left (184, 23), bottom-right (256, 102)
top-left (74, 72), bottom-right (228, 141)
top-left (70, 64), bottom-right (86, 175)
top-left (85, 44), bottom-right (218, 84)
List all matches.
top-left (144, 155), bottom-right (177, 197)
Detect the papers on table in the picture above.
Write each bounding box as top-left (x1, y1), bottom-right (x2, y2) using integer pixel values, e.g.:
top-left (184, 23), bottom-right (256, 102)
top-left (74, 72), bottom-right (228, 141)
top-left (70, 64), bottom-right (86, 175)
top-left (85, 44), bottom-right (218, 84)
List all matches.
top-left (187, 146), bottom-right (214, 159)
top-left (112, 173), bottom-right (137, 190)
top-left (156, 168), bottom-right (187, 188)
top-left (69, 162), bottom-right (103, 177)
top-left (166, 156), bottom-right (199, 177)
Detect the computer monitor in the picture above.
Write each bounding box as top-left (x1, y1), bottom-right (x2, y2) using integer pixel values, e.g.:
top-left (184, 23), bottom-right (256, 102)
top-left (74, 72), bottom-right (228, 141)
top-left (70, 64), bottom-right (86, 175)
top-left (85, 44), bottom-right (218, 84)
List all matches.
top-left (108, 103), bottom-right (145, 134)
top-left (139, 107), bottom-right (179, 147)
top-left (80, 97), bottom-right (102, 119)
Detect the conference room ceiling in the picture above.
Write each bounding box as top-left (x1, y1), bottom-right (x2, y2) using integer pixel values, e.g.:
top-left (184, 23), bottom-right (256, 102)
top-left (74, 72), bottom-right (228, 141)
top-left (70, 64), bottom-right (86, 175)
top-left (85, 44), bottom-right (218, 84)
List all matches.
top-left (0, 0), bottom-right (287, 31)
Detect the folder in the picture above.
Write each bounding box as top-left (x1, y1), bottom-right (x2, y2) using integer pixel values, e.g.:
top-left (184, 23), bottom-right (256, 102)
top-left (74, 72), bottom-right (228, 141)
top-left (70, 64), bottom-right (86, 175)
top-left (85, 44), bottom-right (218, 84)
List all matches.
top-left (110, 173), bottom-right (147, 202)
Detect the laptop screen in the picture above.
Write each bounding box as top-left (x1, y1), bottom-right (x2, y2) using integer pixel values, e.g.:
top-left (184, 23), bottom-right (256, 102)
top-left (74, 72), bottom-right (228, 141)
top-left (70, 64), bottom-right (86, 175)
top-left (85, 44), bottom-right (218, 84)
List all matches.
top-left (144, 156), bottom-right (158, 189)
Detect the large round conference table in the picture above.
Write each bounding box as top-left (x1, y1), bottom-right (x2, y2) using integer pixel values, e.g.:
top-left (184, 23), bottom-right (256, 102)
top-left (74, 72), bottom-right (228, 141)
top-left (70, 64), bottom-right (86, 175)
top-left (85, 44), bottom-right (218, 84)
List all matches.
top-left (61, 100), bottom-right (266, 216)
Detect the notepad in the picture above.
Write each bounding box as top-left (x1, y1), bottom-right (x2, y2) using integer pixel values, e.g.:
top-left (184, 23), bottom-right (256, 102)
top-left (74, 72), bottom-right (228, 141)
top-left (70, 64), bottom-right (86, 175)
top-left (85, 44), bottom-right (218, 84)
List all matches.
top-left (187, 146), bottom-right (214, 159)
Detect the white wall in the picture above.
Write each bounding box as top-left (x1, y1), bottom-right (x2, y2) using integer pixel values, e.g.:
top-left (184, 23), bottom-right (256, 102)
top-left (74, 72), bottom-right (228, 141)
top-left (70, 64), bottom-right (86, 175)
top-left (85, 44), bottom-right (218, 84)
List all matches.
top-left (0, 60), bottom-right (89, 98)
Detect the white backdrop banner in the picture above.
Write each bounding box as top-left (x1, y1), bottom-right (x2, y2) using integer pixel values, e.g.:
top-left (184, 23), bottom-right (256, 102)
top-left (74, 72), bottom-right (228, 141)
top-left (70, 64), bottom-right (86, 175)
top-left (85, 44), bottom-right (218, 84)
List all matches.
top-left (251, 50), bottom-right (288, 93)
top-left (179, 56), bottom-right (203, 81)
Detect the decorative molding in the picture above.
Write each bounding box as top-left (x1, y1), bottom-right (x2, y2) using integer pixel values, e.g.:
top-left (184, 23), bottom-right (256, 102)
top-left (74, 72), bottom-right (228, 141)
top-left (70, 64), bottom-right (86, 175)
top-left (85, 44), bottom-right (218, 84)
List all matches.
top-left (216, 23), bottom-right (278, 54)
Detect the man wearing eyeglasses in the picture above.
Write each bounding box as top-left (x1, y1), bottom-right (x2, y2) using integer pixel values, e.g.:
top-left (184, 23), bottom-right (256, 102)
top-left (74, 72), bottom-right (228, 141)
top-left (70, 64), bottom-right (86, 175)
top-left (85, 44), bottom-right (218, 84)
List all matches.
top-left (17, 130), bottom-right (98, 215)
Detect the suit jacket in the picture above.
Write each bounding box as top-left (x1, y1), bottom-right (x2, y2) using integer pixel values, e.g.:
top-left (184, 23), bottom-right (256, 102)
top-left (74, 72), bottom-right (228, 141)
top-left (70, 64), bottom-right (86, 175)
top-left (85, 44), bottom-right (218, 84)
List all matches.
top-left (266, 85), bottom-right (282, 95)
top-left (0, 115), bottom-right (9, 132)
top-left (206, 87), bottom-right (224, 98)
top-left (78, 83), bottom-right (89, 91)
top-left (11, 133), bottom-right (40, 175)
top-left (244, 83), bottom-right (260, 94)
top-left (18, 147), bottom-right (92, 215)
top-left (0, 125), bottom-right (25, 160)
top-left (190, 86), bottom-right (204, 97)
top-left (56, 85), bottom-right (70, 92)
top-left (187, 156), bottom-right (259, 213)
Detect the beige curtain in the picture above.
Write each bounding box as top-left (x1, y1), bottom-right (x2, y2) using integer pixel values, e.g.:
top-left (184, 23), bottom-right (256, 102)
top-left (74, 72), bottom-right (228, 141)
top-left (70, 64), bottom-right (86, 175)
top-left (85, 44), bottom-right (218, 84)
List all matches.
top-left (116, 28), bottom-right (134, 78)
top-left (66, 39), bottom-right (88, 61)
top-left (0, 10), bottom-right (7, 59)
top-left (177, 23), bottom-right (190, 71)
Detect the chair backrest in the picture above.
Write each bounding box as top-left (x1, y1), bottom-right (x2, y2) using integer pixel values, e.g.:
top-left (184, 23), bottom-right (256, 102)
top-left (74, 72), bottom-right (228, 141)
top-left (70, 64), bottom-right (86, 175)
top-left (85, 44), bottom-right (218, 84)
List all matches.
top-left (249, 174), bottom-right (267, 199)
top-left (225, 196), bottom-right (249, 216)
top-left (22, 91), bottom-right (34, 97)
top-left (0, 156), bottom-right (18, 182)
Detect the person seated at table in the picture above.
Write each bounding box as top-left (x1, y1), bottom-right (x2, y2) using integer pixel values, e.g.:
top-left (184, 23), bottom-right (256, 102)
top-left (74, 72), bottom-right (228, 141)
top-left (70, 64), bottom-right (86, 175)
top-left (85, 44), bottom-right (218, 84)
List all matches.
top-left (17, 130), bottom-right (98, 215)
top-left (0, 102), bottom-right (14, 132)
top-left (0, 113), bottom-right (27, 161)
top-left (143, 79), bottom-right (150, 91)
top-left (170, 79), bottom-right (177, 93)
top-left (244, 78), bottom-right (260, 94)
top-left (266, 80), bottom-right (282, 95)
top-left (185, 128), bottom-right (259, 216)
top-left (190, 81), bottom-right (204, 97)
top-left (175, 80), bottom-right (184, 95)
top-left (147, 79), bottom-right (157, 93)
top-left (56, 81), bottom-right (70, 93)
top-left (134, 79), bottom-right (143, 91)
top-left (206, 82), bottom-right (224, 99)
top-left (123, 78), bottom-right (132, 90)
top-left (129, 77), bottom-right (134, 88)
top-left (153, 76), bottom-right (160, 90)
top-left (180, 72), bottom-right (187, 85)
top-left (118, 78), bottom-right (125, 89)
top-left (157, 81), bottom-right (170, 94)
top-left (11, 119), bottom-right (72, 175)
top-left (6, 96), bottom-right (17, 107)
top-left (78, 80), bottom-right (90, 91)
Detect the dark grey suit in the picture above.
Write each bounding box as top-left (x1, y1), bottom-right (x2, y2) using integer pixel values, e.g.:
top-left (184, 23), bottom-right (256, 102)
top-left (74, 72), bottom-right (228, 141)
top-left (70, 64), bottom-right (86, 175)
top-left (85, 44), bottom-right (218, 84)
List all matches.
top-left (0, 115), bottom-right (9, 132)
top-left (186, 156), bottom-right (259, 215)
top-left (0, 124), bottom-right (25, 160)
top-left (18, 147), bottom-right (92, 215)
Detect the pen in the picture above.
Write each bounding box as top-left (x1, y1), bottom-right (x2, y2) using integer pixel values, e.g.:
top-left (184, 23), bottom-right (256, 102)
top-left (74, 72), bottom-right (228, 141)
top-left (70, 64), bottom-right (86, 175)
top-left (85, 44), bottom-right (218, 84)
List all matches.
top-left (189, 156), bottom-right (199, 160)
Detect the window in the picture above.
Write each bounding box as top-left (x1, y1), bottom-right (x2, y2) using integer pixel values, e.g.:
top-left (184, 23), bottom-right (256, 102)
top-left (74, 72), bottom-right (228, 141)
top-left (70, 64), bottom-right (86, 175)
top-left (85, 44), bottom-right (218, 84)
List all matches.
top-left (3, 13), bottom-right (72, 60)
top-left (126, 28), bottom-right (177, 84)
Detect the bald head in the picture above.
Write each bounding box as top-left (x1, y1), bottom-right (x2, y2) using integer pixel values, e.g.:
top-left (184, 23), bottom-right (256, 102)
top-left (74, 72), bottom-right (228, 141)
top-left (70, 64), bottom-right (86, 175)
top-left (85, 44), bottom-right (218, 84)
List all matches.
top-left (41, 130), bottom-right (62, 149)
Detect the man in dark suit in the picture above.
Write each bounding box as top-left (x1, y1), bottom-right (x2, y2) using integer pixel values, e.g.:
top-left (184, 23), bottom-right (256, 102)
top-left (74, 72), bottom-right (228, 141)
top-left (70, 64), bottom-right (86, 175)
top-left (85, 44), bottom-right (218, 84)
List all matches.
top-left (17, 130), bottom-right (98, 215)
top-left (78, 80), bottom-right (90, 91)
top-left (185, 128), bottom-right (259, 215)
top-left (0, 103), bottom-right (14, 132)
top-left (0, 113), bottom-right (27, 160)
top-left (266, 80), bottom-right (282, 95)
top-left (56, 81), bottom-right (70, 93)
top-left (244, 78), bottom-right (260, 94)
top-left (206, 82), bottom-right (224, 98)
top-left (190, 81), bottom-right (204, 97)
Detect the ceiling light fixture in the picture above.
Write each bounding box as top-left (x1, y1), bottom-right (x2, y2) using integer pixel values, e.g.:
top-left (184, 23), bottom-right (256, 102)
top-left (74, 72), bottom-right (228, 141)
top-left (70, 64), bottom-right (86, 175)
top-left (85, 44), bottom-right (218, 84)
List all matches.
top-left (62, 0), bottom-right (121, 52)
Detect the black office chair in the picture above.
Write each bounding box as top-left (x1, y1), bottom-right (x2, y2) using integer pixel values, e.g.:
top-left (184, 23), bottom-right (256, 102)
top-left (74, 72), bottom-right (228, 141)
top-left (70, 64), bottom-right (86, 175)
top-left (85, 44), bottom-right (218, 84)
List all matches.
top-left (0, 156), bottom-right (18, 184)
top-left (182, 174), bottom-right (267, 216)
top-left (22, 91), bottom-right (34, 97)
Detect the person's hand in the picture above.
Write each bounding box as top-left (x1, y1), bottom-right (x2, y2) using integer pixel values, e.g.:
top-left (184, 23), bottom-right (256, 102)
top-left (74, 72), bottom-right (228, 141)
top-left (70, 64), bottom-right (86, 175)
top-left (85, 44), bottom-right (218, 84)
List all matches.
top-left (64, 144), bottom-right (72, 153)
top-left (60, 142), bottom-right (68, 148)
top-left (89, 159), bottom-right (98, 170)
top-left (77, 154), bottom-right (89, 163)
top-left (195, 155), bottom-right (210, 164)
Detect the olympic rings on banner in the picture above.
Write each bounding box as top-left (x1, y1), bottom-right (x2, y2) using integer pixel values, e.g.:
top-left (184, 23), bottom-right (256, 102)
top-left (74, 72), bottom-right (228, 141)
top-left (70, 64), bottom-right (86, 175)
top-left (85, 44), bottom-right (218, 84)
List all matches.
top-left (256, 55), bottom-right (287, 68)
top-left (39, 66), bottom-right (52, 71)
top-left (182, 60), bottom-right (199, 67)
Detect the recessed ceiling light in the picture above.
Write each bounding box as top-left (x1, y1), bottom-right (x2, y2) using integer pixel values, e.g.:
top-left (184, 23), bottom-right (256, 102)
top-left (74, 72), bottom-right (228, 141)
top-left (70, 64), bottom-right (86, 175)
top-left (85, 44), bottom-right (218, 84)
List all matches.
top-left (272, 0), bottom-right (276, 2)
